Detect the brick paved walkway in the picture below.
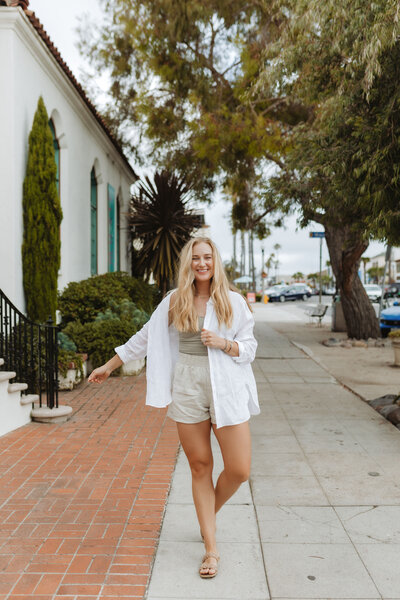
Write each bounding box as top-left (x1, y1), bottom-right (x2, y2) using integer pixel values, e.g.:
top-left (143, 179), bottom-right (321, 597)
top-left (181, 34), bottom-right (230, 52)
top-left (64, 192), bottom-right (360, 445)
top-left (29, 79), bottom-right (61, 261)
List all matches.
top-left (0, 374), bottom-right (179, 600)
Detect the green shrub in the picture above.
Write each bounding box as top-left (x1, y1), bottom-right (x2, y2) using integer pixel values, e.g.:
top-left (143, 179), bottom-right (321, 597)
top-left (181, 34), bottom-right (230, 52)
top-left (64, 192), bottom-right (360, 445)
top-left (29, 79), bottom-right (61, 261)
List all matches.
top-left (95, 299), bottom-right (149, 329)
top-left (57, 331), bottom-right (77, 351)
top-left (62, 318), bottom-right (139, 370)
top-left (58, 349), bottom-right (84, 379)
top-left (388, 329), bottom-right (400, 338)
top-left (58, 272), bottom-right (157, 325)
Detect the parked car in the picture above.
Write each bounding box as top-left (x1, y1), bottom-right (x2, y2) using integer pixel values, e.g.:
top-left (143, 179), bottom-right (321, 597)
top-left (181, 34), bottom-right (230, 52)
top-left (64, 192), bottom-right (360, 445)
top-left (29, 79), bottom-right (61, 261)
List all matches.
top-left (264, 284), bottom-right (287, 296)
top-left (267, 284), bottom-right (312, 302)
top-left (384, 282), bottom-right (400, 299)
top-left (323, 287), bottom-right (336, 296)
top-left (380, 301), bottom-right (400, 337)
top-left (291, 283), bottom-right (313, 294)
top-left (363, 284), bottom-right (382, 302)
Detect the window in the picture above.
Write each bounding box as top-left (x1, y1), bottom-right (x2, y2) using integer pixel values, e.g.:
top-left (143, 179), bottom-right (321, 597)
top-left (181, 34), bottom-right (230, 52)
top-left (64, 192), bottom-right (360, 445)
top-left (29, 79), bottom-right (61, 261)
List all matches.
top-left (90, 168), bottom-right (97, 275)
top-left (108, 184), bottom-right (116, 272)
top-left (48, 119), bottom-right (60, 195)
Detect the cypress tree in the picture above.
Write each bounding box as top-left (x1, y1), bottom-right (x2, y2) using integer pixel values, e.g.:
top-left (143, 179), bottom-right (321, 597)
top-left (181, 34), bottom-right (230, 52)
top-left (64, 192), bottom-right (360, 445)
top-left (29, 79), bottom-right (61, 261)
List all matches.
top-left (22, 96), bottom-right (63, 322)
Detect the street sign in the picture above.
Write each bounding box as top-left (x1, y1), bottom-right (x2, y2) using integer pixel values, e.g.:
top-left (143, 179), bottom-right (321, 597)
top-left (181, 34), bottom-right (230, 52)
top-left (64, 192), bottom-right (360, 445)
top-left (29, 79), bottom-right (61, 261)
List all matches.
top-left (309, 232), bottom-right (325, 238)
top-left (247, 292), bottom-right (256, 303)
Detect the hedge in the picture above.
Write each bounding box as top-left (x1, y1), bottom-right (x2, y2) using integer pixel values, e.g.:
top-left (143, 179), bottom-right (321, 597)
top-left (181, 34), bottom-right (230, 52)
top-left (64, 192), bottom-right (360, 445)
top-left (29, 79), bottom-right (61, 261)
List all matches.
top-left (58, 272), bottom-right (158, 326)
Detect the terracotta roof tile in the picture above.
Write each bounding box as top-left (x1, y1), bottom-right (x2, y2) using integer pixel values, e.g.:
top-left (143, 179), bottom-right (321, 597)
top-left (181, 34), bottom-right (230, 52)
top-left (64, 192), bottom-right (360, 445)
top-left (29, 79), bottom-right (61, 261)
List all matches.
top-left (2, 0), bottom-right (137, 179)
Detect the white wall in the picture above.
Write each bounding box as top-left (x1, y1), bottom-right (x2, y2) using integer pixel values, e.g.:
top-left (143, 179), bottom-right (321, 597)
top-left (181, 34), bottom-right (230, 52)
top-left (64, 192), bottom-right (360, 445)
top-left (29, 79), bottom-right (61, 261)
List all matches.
top-left (0, 8), bottom-right (134, 312)
top-left (365, 249), bottom-right (400, 283)
top-left (0, 22), bottom-right (20, 308)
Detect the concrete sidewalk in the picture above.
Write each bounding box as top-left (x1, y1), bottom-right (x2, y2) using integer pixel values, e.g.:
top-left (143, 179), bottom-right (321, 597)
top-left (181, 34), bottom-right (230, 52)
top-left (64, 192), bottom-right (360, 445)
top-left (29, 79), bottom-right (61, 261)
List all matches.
top-left (147, 304), bottom-right (400, 600)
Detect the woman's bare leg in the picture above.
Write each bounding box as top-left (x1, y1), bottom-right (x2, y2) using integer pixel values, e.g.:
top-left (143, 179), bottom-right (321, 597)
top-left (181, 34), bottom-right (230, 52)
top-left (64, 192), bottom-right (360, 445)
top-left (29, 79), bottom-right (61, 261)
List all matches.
top-left (177, 420), bottom-right (218, 576)
top-left (212, 421), bottom-right (251, 513)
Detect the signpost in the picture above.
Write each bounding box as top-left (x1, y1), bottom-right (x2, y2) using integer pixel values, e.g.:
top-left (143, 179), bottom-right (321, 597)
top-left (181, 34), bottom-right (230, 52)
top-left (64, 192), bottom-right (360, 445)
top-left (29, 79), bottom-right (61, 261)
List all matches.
top-left (309, 232), bottom-right (325, 304)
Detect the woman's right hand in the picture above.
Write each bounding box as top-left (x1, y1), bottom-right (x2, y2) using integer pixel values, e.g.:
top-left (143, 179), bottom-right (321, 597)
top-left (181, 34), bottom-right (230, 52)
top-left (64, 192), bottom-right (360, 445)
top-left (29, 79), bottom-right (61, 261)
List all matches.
top-left (88, 365), bottom-right (111, 384)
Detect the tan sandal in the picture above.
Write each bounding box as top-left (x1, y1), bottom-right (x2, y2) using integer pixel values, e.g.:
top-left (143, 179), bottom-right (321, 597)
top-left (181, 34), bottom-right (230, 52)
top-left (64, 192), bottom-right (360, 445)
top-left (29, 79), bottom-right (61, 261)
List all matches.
top-left (199, 551), bottom-right (219, 579)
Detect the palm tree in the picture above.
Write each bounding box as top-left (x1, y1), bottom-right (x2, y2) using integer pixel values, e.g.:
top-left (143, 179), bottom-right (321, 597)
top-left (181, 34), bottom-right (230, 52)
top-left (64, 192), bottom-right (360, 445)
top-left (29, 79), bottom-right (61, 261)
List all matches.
top-left (360, 256), bottom-right (370, 284)
top-left (265, 254), bottom-right (275, 283)
top-left (273, 243), bottom-right (281, 282)
top-left (292, 272), bottom-right (304, 282)
top-left (129, 171), bottom-right (201, 295)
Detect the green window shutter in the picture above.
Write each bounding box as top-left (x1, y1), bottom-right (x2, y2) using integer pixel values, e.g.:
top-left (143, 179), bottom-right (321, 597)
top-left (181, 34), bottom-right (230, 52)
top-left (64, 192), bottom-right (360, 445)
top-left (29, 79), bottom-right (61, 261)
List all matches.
top-left (117, 197), bottom-right (121, 271)
top-left (48, 119), bottom-right (60, 195)
top-left (90, 169), bottom-right (97, 275)
top-left (108, 184), bottom-right (116, 272)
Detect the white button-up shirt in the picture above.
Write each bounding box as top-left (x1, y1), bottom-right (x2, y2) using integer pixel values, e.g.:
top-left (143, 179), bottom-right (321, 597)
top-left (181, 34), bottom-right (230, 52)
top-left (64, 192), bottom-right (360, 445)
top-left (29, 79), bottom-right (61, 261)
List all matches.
top-left (115, 290), bottom-right (259, 428)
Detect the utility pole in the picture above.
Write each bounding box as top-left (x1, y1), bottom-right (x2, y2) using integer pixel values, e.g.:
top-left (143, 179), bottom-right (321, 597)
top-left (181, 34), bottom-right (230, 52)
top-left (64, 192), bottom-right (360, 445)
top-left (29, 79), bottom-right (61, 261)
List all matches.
top-left (319, 236), bottom-right (323, 305)
top-left (261, 247), bottom-right (265, 298)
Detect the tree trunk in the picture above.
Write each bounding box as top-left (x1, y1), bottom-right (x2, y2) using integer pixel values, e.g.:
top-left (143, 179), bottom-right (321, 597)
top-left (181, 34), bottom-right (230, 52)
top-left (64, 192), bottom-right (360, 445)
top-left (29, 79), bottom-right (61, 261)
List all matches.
top-left (240, 230), bottom-right (245, 276)
top-left (250, 230), bottom-right (256, 290)
top-left (388, 247), bottom-right (393, 283)
top-left (248, 231), bottom-right (253, 289)
top-left (324, 225), bottom-right (380, 339)
top-left (233, 230), bottom-right (237, 272)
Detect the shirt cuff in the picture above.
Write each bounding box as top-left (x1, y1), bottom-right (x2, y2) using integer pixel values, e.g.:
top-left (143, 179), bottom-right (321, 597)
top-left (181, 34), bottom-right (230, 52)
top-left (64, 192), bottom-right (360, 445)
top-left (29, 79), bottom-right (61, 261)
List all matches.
top-left (232, 340), bottom-right (245, 363)
top-left (114, 344), bottom-right (128, 364)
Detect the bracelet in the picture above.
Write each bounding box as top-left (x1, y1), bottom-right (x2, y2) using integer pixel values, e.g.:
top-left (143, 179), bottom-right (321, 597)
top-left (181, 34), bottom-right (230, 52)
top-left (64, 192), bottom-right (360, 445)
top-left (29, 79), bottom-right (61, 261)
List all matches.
top-left (224, 340), bottom-right (232, 353)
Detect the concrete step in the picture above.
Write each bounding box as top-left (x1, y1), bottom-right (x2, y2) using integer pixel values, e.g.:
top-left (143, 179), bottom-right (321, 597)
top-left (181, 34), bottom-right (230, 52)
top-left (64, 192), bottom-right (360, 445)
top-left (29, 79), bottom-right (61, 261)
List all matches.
top-left (0, 371), bottom-right (16, 383)
top-left (8, 382), bottom-right (28, 394)
top-left (20, 394), bottom-right (40, 406)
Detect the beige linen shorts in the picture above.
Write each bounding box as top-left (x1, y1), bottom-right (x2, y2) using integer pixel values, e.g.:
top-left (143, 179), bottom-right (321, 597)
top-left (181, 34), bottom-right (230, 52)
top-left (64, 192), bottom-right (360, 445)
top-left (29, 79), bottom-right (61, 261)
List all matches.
top-left (167, 353), bottom-right (216, 425)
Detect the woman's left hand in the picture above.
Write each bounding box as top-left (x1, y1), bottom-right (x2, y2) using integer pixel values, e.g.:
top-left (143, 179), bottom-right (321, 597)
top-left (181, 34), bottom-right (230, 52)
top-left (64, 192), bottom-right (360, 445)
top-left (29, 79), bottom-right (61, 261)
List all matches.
top-left (201, 328), bottom-right (224, 349)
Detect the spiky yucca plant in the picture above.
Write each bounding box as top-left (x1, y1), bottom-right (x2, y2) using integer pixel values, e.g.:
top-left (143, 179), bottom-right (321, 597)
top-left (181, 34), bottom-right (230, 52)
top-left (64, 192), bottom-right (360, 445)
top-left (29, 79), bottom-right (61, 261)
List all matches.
top-left (129, 171), bottom-right (201, 295)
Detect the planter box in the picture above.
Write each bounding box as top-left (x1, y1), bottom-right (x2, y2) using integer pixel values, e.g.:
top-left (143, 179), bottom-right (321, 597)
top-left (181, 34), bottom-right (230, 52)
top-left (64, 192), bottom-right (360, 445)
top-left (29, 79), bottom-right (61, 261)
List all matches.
top-left (58, 354), bottom-right (88, 390)
top-left (391, 339), bottom-right (400, 367)
top-left (121, 358), bottom-right (145, 376)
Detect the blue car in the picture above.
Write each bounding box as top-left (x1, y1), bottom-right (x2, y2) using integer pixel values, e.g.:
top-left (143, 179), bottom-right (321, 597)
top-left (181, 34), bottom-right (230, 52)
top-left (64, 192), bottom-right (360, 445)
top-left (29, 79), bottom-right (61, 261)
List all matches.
top-left (380, 301), bottom-right (400, 337)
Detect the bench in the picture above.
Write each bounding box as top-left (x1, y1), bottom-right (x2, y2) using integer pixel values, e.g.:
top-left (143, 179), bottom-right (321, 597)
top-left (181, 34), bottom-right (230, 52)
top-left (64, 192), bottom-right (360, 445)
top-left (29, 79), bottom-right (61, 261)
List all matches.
top-left (305, 303), bottom-right (328, 325)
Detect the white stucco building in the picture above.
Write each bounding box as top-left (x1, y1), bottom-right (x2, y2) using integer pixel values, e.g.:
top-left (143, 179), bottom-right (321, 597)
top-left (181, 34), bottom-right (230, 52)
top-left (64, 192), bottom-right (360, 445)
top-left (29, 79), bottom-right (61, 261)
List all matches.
top-left (0, 0), bottom-right (137, 312)
top-left (364, 248), bottom-right (400, 284)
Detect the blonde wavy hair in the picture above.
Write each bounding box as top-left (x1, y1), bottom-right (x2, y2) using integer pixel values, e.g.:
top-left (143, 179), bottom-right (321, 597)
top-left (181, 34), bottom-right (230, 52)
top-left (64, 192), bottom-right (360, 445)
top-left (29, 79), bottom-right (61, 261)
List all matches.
top-left (170, 237), bottom-right (234, 332)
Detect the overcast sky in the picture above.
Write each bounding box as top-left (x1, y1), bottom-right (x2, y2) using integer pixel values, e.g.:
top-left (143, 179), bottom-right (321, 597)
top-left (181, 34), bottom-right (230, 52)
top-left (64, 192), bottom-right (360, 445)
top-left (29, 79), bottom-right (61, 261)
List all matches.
top-left (30, 0), bottom-right (386, 278)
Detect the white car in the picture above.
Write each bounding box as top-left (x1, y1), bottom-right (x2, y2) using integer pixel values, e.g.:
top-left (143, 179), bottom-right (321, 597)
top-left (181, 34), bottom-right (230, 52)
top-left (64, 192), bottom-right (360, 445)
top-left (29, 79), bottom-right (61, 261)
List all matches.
top-left (290, 283), bottom-right (313, 294)
top-left (364, 284), bottom-right (382, 302)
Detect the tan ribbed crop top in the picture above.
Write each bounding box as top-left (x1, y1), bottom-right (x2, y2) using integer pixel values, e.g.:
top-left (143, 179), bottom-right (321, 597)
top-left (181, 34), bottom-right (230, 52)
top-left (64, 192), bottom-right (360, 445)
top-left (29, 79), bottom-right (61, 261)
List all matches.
top-left (178, 316), bottom-right (208, 356)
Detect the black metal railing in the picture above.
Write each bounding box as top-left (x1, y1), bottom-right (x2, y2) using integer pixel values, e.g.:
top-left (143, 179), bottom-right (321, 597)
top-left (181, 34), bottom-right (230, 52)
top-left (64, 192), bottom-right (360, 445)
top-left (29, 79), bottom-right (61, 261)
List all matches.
top-left (0, 289), bottom-right (59, 408)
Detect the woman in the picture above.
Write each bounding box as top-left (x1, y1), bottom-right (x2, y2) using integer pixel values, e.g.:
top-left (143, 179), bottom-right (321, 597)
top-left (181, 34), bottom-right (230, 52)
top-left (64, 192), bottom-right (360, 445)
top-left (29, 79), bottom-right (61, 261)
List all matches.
top-left (88, 237), bottom-right (259, 578)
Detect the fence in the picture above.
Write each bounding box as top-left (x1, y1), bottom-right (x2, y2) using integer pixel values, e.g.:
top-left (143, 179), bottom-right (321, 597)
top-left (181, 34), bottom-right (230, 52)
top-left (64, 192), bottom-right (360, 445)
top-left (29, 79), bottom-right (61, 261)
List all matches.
top-left (0, 289), bottom-right (59, 408)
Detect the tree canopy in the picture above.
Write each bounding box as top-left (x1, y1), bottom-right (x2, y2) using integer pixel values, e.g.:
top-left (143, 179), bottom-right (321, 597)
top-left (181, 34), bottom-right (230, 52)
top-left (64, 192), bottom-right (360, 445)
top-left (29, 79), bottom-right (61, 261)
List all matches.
top-left (80, 0), bottom-right (400, 337)
top-left (249, 0), bottom-right (400, 336)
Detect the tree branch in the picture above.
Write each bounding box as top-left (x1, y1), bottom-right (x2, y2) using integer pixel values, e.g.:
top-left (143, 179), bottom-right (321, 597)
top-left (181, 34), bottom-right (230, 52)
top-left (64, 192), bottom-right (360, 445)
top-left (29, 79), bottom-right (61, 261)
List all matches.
top-left (222, 60), bottom-right (241, 77)
top-left (181, 40), bottom-right (231, 88)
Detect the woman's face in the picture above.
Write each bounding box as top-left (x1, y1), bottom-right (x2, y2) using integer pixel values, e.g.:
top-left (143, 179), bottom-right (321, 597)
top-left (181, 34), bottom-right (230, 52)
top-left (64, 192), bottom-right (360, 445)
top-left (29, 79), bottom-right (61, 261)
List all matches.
top-left (191, 242), bottom-right (214, 283)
